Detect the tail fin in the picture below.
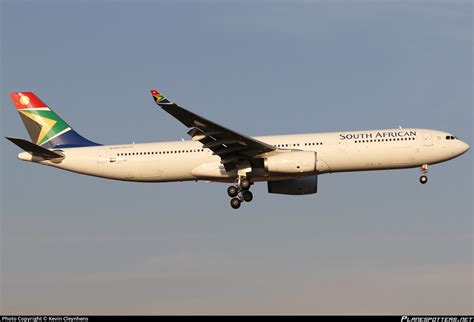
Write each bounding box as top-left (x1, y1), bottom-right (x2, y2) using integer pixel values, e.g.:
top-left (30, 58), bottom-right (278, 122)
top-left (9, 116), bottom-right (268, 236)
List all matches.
top-left (10, 92), bottom-right (100, 148)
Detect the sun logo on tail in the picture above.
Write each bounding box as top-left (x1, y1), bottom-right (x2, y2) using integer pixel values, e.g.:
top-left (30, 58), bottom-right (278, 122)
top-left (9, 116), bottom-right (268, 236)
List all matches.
top-left (19, 94), bottom-right (31, 106)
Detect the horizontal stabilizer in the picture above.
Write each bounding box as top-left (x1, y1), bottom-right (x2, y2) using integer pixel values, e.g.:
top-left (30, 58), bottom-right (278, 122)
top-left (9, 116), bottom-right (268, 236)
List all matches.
top-left (5, 137), bottom-right (64, 159)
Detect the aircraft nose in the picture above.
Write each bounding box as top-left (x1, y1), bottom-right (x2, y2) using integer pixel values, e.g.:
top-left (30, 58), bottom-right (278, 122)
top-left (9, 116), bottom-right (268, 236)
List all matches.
top-left (459, 140), bottom-right (470, 155)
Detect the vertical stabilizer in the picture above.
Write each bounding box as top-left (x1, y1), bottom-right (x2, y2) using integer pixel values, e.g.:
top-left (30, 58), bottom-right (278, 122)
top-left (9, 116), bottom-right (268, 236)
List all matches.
top-left (10, 92), bottom-right (100, 148)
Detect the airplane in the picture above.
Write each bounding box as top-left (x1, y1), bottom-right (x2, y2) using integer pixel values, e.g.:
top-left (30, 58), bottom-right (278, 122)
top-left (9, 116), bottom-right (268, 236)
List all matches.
top-left (5, 90), bottom-right (470, 209)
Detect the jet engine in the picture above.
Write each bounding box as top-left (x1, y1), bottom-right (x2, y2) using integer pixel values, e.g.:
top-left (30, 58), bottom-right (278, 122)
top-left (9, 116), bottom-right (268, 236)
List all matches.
top-left (268, 175), bottom-right (318, 195)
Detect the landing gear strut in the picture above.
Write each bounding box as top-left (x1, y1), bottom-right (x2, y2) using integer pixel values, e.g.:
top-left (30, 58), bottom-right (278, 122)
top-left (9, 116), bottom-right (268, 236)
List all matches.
top-left (228, 177), bottom-right (253, 209)
top-left (419, 164), bottom-right (429, 184)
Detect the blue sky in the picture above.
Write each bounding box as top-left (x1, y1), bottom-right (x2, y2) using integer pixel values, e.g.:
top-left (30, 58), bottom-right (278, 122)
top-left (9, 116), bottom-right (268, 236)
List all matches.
top-left (1, 0), bottom-right (472, 314)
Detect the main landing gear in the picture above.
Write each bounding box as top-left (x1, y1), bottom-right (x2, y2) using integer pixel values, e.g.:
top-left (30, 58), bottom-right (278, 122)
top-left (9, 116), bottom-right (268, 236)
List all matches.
top-left (228, 177), bottom-right (253, 209)
top-left (419, 164), bottom-right (429, 184)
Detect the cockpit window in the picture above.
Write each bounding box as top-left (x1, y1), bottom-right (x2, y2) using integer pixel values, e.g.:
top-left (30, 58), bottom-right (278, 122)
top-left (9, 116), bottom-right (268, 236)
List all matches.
top-left (446, 136), bottom-right (457, 140)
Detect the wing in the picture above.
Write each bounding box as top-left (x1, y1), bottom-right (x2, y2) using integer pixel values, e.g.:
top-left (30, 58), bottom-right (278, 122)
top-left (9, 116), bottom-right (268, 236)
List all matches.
top-left (150, 89), bottom-right (275, 171)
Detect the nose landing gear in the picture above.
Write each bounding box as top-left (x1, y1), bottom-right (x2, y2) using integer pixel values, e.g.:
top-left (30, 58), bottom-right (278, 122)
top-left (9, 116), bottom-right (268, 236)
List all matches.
top-left (419, 164), bottom-right (429, 184)
top-left (228, 177), bottom-right (253, 209)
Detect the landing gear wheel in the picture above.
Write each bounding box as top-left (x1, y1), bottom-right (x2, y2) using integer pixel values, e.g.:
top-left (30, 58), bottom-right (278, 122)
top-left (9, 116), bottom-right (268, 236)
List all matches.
top-left (230, 198), bottom-right (241, 209)
top-left (240, 178), bottom-right (251, 190)
top-left (242, 190), bottom-right (253, 203)
top-left (420, 175), bottom-right (428, 184)
top-left (227, 186), bottom-right (239, 197)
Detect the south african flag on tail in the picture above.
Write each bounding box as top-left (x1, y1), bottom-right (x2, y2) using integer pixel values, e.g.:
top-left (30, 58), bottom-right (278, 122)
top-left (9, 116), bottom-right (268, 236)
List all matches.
top-left (10, 92), bottom-right (100, 148)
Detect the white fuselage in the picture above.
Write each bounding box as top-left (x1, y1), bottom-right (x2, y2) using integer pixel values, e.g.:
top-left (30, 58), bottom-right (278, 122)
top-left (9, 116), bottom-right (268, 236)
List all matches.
top-left (19, 128), bottom-right (470, 183)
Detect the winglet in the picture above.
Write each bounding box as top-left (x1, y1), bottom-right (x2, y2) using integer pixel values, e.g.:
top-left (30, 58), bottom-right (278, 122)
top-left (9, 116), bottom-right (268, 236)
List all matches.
top-left (150, 89), bottom-right (173, 106)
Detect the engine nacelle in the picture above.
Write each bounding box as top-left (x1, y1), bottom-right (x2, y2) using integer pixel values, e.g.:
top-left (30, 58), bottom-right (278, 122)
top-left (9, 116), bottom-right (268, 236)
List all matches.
top-left (268, 175), bottom-right (318, 195)
top-left (264, 151), bottom-right (317, 173)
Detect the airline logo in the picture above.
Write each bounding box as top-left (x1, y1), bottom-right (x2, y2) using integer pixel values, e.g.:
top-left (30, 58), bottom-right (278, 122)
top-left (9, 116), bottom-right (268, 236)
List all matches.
top-left (10, 92), bottom-right (71, 146)
top-left (339, 130), bottom-right (417, 141)
top-left (150, 90), bottom-right (173, 105)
